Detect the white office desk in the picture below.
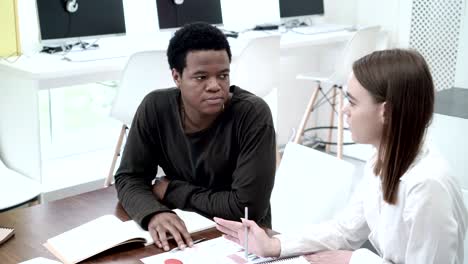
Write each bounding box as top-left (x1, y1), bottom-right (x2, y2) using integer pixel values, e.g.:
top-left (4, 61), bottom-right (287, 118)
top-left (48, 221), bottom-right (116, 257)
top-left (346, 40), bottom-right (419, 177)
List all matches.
top-left (280, 30), bottom-right (353, 50)
top-left (0, 53), bottom-right (128, 89)
top-left (0, 29), bottom-right (353, 185)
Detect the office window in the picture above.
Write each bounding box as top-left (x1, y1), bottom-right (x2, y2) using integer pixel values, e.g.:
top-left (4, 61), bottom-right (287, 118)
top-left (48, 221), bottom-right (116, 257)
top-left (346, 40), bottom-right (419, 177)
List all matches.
top-left (39, 82), bottom-right (120, 158)
top-left (39, 83), bottom-right (121, 191)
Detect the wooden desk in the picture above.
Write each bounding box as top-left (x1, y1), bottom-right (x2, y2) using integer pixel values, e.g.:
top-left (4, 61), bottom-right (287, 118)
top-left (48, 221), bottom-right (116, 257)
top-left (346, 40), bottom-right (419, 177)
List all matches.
top-left (0, 187), bottom-right (221, 263)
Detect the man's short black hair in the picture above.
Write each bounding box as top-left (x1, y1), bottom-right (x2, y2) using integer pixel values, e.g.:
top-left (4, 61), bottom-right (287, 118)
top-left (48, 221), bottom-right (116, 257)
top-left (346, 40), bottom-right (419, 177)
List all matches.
top-left (167, 22), bottom-right (232, 74)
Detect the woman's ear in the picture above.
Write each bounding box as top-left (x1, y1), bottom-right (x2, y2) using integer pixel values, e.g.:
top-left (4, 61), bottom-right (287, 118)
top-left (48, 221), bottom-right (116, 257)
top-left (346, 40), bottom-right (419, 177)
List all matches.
top-left (380, 101), bottom-right (388, 124)
top-left (172, 69), bottom-right (181, 87)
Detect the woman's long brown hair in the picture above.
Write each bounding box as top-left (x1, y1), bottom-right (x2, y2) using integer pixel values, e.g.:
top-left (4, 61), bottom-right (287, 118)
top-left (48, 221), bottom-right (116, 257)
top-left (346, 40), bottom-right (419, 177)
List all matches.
top-left (352, 49), bottom-right (434, 204)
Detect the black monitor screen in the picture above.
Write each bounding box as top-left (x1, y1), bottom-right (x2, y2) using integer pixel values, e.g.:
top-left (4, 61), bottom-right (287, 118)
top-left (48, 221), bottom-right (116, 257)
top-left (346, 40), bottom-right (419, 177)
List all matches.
top-left (156, 0), bottom-right (222, 29)
top-left (279, 0), bottom-right (324, 18)
top-left (36, 0), bottom-right (126, 42)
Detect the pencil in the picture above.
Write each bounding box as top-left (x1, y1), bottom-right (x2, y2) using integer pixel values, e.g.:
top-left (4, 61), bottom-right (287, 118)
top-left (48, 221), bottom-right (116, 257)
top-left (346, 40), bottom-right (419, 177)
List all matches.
top-left (244, 207), bottom-right (248, 259)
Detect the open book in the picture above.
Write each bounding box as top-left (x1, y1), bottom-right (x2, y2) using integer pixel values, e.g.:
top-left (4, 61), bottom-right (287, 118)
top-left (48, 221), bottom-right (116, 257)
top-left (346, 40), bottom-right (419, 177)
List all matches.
top-left (0, 227), bottom-right (15, 245)
top-left (44, 209), bottom-right (215, 264)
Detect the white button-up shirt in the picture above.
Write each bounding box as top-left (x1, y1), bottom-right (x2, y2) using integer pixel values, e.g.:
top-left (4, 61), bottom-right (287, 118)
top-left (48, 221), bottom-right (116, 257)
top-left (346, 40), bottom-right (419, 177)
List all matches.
top-left (276, 146), bottom-right (468, 263)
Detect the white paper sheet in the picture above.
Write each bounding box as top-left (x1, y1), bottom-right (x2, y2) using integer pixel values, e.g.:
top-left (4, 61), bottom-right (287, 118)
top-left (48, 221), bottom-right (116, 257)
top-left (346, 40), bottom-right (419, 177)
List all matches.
top-left (141, 237), bottom-right (276, 264)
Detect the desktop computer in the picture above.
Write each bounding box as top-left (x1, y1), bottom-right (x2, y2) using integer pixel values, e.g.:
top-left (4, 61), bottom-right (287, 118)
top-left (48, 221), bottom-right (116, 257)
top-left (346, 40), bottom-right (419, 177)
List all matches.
top-left (36, 0), bottom-right (126, 45)
top-left (251, 0), bottom-right (325, 32)
top-left (279, 0), bottom-right (324, 28)
top-left (36, 0), bottom-right (127, 60)
top-left (279, 0), bottom-right (324, 19)
top-left (278, 0), bottom-right (351, 34)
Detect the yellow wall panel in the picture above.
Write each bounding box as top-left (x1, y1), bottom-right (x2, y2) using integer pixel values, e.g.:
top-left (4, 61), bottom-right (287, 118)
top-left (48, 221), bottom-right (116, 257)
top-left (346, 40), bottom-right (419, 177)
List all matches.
top-left (0, 0), bottom-right (20, 57)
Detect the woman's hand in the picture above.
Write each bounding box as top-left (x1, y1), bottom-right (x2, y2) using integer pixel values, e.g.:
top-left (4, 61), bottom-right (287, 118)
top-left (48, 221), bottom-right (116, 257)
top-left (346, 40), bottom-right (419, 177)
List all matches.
top-left (214, 217), bottom-right (281, 257)
top-left (304, 250), bottom-right (353, 264)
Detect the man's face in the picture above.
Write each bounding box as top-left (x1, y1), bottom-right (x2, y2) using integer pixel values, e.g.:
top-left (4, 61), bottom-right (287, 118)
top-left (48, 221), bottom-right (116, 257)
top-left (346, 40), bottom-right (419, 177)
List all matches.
top-left (172, 50), bottom-right (230, 117)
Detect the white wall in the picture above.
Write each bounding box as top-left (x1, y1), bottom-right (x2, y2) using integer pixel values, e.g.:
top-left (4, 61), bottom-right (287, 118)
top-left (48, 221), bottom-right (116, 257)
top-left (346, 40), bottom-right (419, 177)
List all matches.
top-left (221, 0), bottom-right (280, 31)
top-left (324, 0), bottom-right (356, 25)
top-left (355, 0), bottom-right (412, 47)
top-left (17, 0), bottom-right (41, 54)
top-left (123, 0), bottom-right (159, 36)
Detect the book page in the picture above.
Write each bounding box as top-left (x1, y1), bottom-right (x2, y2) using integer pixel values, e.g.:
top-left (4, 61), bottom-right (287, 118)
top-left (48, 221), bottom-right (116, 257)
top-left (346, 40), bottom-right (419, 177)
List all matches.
top-left (173, 209), bottom-right (216, 233)
top-left (44, 215), bottom-right (147, 264)
top-left (0, 227), bottom-right (14, 245)
top-left (121, 220), bottom-right (153, 246)
top-left (18, 257), bottom-right (62, 264)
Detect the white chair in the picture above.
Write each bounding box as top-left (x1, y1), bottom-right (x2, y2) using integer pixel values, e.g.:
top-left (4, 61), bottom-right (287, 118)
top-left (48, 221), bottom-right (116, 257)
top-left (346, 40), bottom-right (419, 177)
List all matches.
top-left (294, 26), bottom-right (381, 158)
top-left (0, 158), bottom-right (41, 212)
top-left (104, 50), bottom-right (173, 187)
top-left (230, 35), bottom-right (280, 129)
top-left (271, 142), bottom-right (355, 234)
top-left (230, 35), bottom-right (280, 98)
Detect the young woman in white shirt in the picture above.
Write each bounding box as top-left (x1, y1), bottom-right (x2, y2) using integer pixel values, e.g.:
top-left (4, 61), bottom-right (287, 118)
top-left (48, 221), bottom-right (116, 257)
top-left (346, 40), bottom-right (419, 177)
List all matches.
top-left (214, 49), bottom-right (468, 264)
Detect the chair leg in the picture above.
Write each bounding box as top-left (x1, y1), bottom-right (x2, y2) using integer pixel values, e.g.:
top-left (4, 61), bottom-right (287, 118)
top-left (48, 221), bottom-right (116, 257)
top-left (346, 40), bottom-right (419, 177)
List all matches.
top-left (276, 144), bottom-right (281, 169)
top-left (293, 83), bottom-right (321, 144)
top-left (104, 124), bottom-right (128, 187)
top-left (336, 87), bottom-right (344, 159)
top-left (326, 85), bottom-right (338, 153)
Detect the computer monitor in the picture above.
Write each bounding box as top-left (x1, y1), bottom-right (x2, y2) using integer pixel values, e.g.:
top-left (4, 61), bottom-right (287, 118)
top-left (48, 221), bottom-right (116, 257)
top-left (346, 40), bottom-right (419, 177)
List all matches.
top-left (156, 0), bottom-right (223, 30)
top-left (36, 0), bottom-right (126, 45)
top-left (279, 0), bottom-right (324, 19)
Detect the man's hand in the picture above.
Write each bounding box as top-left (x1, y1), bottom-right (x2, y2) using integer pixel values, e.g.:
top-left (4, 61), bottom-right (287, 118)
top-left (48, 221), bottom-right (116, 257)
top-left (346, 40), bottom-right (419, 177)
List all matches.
top-left (153, 177), bottom-right (169, 200)
top-left (148, 212), bottom-right (193, 251)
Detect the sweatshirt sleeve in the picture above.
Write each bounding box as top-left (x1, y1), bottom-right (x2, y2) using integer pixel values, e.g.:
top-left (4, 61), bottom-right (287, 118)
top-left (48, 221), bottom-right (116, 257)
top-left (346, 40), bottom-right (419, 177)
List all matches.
top-left (114, 93), bottom-right (171, 230)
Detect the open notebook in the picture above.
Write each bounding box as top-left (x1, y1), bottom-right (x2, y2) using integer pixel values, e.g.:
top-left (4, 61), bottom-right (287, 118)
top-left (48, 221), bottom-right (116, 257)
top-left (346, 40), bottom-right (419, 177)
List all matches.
top-left (0, 227), bottom-right (15, 245)
top-left (261, 257), bottom-right (309, 264)
top-left (44, 209), bottom-right (215, 264)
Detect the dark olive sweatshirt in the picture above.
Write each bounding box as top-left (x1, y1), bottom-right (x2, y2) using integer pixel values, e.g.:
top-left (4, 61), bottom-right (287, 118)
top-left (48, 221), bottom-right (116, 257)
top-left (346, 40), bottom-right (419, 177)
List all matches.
top-left (115, 86), bottom-right (276, 229)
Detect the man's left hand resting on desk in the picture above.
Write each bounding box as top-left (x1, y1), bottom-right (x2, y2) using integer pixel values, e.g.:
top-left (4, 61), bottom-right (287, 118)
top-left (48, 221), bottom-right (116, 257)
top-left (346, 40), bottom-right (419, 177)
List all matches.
top-left (149, 178), bottom-right (194, 251)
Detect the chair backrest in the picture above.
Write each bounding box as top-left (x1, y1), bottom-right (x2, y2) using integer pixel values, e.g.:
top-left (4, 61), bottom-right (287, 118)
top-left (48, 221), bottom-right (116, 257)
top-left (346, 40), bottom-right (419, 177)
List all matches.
top-left (230, 35), bottom-right (280, 98)
top-left (271, 142), bottom-right (355, 234)
top-left (332, 25), bottom-right (381, 85)
top-left (111, 50), bottom-right (174, 125)
top-left (0, 158), bottom-right (41, 212)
